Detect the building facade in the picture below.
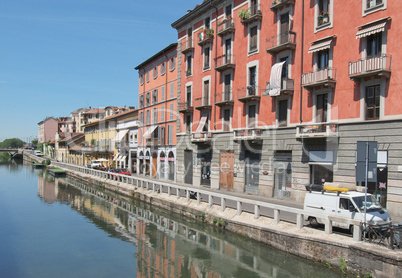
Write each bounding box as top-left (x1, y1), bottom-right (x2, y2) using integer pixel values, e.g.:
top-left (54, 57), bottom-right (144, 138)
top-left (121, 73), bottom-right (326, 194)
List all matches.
top-left (171, 0), bottom-right (402, 216)
top-left (38, 117), bottom-right (58, 144)
top-left (135, 43), bottom-right (178, 181)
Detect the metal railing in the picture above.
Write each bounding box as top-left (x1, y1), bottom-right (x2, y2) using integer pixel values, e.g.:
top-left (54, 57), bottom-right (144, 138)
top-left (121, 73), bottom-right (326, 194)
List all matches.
top-left (48, 159), bottom-right (365, 242)
top-left (296, 123), bottom-right (338, 138)
top-left (215, 54), bottom-right (235, 69)
top-left (193, 96), bottom-right (210, 107)
top-left (215, 89), bottom-right (232, 103)
top-left (266, 31), bottom-right (296, 50)
top-left (348, 55), bottom-right (392, 77)
top-left (302, 68), bottom-right (337, 86)
top-left (181, 37), bottom-right (193, 52)
top-left (217, 17), bottom-right (234, 35)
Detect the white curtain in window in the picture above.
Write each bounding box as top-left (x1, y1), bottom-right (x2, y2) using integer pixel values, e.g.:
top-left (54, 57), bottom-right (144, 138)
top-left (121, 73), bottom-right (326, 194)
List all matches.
top-left (269, 61), bottom-right (286, 97)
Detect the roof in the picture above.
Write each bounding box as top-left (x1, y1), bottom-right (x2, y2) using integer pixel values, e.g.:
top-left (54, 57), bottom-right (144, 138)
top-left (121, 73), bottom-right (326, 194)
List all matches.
top-left (83, 108), bottom-right (138, 128)
top-left (83, 108), bottom-right (105, 115)
top-left (134, 43), bottom-right (178, 70)
top-left (171, 0), bottom-right (216, 29)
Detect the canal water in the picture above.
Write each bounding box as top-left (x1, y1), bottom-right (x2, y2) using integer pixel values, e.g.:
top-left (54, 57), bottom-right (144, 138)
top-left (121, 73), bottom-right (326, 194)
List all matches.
top-left (0, 160), bottom-right (342, 278)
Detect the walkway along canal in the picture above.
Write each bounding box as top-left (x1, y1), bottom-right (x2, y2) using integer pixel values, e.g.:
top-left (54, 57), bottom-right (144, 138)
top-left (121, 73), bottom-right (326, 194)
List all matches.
top-left (24, 154), bottom-right (402, 277)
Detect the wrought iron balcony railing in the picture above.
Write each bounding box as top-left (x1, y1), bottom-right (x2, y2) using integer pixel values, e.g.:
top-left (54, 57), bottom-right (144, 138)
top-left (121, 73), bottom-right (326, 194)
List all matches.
top-left (266, 31), bottom-right (296, 54)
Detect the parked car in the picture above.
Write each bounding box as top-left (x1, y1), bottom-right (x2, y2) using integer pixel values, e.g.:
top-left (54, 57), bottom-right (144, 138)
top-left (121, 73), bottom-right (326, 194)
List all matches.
top-left (109, 168), bottom-right (131, 180)
top-left (34, 150), bottom-right (42, 156)
top-left (304, 184), bottom-right (392, 232)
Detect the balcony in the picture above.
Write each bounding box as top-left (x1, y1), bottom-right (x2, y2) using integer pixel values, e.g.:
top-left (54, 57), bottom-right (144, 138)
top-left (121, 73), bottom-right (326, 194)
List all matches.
top-left (237, 86), bottom-right (260, 103)
top-left (215, 90), bottom-right (234, 107)
top-left (348, 55), bottom-right (391, 81)
top-left (266, 31), bottom-right (296, 54)
top-left (197, 29), bottom-right (214, 46)
top-left (217, 17), bottom-right (235, 37)
top-left (265, 78), bottom-right (294, 96)
top-left (181, 37), bottom-right (194, 54)
top-left (239, 4), bottom-right (263, 25)
top-left (146, 138), bottom-right (159, 147)
top-left (215, 54), bottom-right (236, 72)
top-left (270, 0), bottom-right (295, 11)
top-left (296, 123), bottom-right (339, 138)
top-left (302, 68), bottom-right (337, 90)
top-left (191, 132), bottom-right (213, 144)
top-left (178, 101), bottom-right (194, 113)
top-left (194, 96), bottom-right (212, 111)
top-left (233, 128), bottom-right (263, 141)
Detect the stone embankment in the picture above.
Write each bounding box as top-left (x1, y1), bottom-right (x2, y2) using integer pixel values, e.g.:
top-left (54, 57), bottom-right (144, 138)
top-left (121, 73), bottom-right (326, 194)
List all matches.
top-left (24, 153), bottom-right (401, 278)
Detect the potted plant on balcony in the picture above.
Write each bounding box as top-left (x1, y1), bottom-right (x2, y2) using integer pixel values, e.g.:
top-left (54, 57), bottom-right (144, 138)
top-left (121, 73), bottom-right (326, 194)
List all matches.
top-left (205, 28), bottom-right (214, 38)
top-left (322, 11), bottom-right (329, 23)
top-left (238, 8), bottom-right (250, 21)
top-left (186, 69), bottom-right (191, 76)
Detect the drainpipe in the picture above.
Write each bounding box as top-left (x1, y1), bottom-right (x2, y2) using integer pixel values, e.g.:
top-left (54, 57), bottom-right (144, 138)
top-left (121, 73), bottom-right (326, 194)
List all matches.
top-left (210, 0), bottom-right (218, 131)
top-left (300, 0), bottom-right (305, 124)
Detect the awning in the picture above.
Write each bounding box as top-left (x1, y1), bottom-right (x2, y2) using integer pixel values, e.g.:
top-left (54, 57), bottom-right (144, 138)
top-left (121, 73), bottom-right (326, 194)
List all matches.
top-left (143, 125), bottom-right (158, 138)
top-left (308, 38), bottom-right (333, 53)
top-left (113, 129), bottom-right (129, 143)
top-left (195, 116), bottom-right (207, 136)
top-left (268, 61), bottom-right (286, 97)
top-left (356, 18), bottom-right (389, 39)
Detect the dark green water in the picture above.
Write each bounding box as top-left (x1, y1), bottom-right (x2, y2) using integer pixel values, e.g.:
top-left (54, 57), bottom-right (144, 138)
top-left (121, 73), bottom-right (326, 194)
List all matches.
top-left (0, 160), bottom-right (342, 277)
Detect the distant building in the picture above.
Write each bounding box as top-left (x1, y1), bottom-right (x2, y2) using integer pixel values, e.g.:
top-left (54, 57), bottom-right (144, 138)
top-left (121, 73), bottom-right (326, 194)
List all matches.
top-left (135, 43), bottom-right (178, 180)
top-left (38, 117), bottom-right (58, 144)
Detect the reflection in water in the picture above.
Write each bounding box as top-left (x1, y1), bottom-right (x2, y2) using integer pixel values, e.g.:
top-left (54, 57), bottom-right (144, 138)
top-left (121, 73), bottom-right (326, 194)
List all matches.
top-left (34, 170), bottom-right (340, 278)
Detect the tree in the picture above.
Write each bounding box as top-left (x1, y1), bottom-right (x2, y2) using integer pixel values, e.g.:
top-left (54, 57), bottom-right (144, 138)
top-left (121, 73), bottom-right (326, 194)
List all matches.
top-left (0, 138), bottom-right (25, 148)
top-left (31, 139), bottom-right (38, 147)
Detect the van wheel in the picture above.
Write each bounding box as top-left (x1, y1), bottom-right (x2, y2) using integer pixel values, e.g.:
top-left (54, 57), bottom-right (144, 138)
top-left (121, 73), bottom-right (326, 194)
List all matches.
top-left (349, 225), bottom-right (354, 235)
top-left (309, 217), bottom-right (318, 228)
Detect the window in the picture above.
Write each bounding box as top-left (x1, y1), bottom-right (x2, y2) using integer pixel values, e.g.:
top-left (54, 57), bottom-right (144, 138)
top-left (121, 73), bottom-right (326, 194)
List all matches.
top-left (205, 17), bottom-right (210, 29)
top-left (249, 25), bottom-right (258, 53)
top-left (140, 74), bottom-right (144, 85)
top-left (146, 110), bottom-right (150, 125)
top-left (168, 125), bottom-right (173, 145)
top-left (367, 33), bottom-right (382, 57)
top-left (161, 106), bottom-right (164, 122)
top-left (316, 93), bottom-right (328, 123)
top-left (146, 92), bottom-right (150, 106)
top-left (364, 0), bottom-right (385, 14)
top-left (161, 86), bottom-right (165, 102)
top-left (170, 103), bottom-right (174, 120)
top-left (169, 57), bottom-right (175, 71)
top-left (202, 112), bottom-right (209, 132)
top-left (185, 114), bottom-right (192, 134)
top-left (146, 71), bottom-right (149, 82)
top-left (170, 83), bottom-right (174, 99)
top-left (152, 89), bottom-right (158, 104)
top-left (248, 104), bottom-right (257, 128)
top-left (160, 62), bottom-right (166, 75)
top-left (248, 66), bottom-right (257, 95)
top-left (225, 4), bottom-right (232, 17)
top-left (153, 66), bottom-right (158, 79)
top-left (140, 95), bottom-right (144, 108)
top-left (203, 80), bottom-right (210, 105)
top-left (153, 108), bottom-right (158, 124)
top-left (310, 164), bottom-right (333, 185)
top-left (203, 46), bottom-right (210, 69)
top-left (186, 85), bottom-right (192, 106)
top-left (365, 85), bottom-right (380, 120)
top-left (278, 99), bottom-right (288, 127)
top-left (223, 108), bottom-right (231, 131)
top-left (186, 55), bottom-right (192, 76)
top-left (315, 0), bottom-right (333, 30)
top-left (317, 49), bottom-right (329, 69)
top-left (160, 127), bottom-right (165, 145)
top-left (367, 0), bottom-right (383, 9)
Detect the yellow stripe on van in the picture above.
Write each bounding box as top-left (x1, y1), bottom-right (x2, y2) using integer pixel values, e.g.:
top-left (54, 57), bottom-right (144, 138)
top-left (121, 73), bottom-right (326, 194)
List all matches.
top-left (323, 186), bottom-right (349, 193)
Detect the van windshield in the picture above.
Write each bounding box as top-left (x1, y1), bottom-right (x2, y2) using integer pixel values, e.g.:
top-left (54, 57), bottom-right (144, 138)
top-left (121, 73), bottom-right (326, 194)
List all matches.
top-left (352, 195), bottom-right (382, 212)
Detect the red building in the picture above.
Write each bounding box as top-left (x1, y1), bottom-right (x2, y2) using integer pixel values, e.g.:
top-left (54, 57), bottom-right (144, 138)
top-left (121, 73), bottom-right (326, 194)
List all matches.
top-left (171, 0), bottom-right (402, 217)
top-left (135, 43), bottom-right (178, 181)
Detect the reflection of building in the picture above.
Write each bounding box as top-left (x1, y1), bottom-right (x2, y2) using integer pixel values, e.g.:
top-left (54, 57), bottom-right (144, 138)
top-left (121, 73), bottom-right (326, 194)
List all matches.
top-left (169, 0), bottom-right (401, 216)
top-left (135, 44), bottom-right (178, 180)
top-left (37, 171), bottom-right (58, 204)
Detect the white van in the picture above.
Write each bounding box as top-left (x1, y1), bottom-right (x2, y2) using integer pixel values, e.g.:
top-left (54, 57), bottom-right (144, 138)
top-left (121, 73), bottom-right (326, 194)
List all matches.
top-left (34, 150), bottom-right (42, 156)
top-left (304, 190), bottom-right (392, 230)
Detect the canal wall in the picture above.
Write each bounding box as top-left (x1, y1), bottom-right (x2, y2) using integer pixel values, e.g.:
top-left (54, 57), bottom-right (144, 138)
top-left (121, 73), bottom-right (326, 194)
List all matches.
top-left (23, 154), bottom-right (401, 278)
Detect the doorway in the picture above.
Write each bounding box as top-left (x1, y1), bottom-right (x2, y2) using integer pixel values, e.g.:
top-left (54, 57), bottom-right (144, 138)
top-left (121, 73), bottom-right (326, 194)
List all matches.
top-left (220, 151), bottom-right (234, 190)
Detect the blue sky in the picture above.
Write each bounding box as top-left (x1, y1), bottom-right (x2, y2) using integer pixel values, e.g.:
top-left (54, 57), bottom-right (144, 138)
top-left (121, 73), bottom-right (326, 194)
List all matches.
top-left (0, 0), bottom-right (196, 142)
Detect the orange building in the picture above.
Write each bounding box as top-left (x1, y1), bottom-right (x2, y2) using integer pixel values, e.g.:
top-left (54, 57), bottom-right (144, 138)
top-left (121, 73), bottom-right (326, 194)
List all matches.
top-left (135, 43), bottom-right (178, 180)
top-left (171, 0), bottom-right (402, 216)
